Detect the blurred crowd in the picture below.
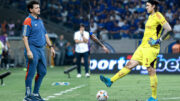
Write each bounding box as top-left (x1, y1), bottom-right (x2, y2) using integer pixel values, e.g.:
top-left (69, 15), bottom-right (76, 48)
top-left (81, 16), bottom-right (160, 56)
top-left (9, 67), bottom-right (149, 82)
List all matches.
top-left (40, 0), bottom-right (90, 30)
top-left (90, 0), bottom-right (180, 40)
top-left (0, 0), bottom-right (90, 31)
top-left (0, 19), bottom-right (22, 36)
top-left (1, 0), bottom-right (180, 39)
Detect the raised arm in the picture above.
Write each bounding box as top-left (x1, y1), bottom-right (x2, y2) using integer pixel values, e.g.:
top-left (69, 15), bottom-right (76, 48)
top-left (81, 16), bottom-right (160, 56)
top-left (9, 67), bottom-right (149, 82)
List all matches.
top-left (90, 34), bottom-right (104, 47)
top-left (90, 34), bottom-right (109, 53)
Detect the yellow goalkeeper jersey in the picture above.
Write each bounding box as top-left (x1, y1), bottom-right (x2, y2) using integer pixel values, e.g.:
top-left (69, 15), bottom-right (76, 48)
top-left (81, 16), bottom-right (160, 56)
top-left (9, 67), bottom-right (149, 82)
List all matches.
top-left (140, 12), bottom-right (167, 48)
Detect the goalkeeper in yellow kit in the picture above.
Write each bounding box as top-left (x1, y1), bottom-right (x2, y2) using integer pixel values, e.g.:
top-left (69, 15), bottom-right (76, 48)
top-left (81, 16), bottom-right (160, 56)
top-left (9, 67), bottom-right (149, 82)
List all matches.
top-left (100, 0), bottom-right (172, 101)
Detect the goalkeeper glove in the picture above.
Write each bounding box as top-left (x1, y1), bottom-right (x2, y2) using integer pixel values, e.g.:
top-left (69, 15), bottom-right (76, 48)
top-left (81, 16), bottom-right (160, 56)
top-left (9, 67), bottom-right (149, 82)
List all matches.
top-left (148, 38), bottom-right (161, 46)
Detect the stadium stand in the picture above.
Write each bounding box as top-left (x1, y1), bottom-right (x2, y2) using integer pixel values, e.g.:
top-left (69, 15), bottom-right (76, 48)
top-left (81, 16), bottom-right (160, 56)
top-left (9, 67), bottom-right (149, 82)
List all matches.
top-left (90, 0), bottom-right (180, 40)
top-left (0, 0), bottom-right (179, 40)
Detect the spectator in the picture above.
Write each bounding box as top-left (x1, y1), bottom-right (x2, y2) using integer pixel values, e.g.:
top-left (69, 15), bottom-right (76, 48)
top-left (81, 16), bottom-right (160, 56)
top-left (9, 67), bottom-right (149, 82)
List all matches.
top-left (165, 9), bottom-right (173, 21)
top-left (61, 8), bottom-right (68, 23)
top-left (8, 20), bottom-right (15, 36)
top-left (100, 27), bottom-right (109, 40)
top-left (55, 35), bottom-right (67, 65)
top-left (110, 21), bottom-right (121, 39)
top-left (129, 20), bottom-right (138, 34)
top-left (1, 20), bottom-right (8, 33)
top-left (74, 23), bottom-right (90, 78)
top-left (54, 9), bottom-right (62, 23)
top-left (118, 19), bottom-right (125, 27)
top-left (133, 23), bottom-right (144, 39)
top-left (0, 33), bottom-right (10, 50)
top-left (0, 33), bottom-right (10, 69)
top-left (173, 20), bottom-right (180, 33)
top-left (173, 20), bottom-right (180, 39)
top-left (121, 20), bottom-right (131, 39)
top-left (65, 42), bottom-right (75, 65)
top-left (90, 20), bottom-right (98, 36)
top-left (129, 3), bottom-right (136, 13)
top-left (0, 40), bottom-right (4, 66)
top-left (136, 1), bottom-right (146, 13)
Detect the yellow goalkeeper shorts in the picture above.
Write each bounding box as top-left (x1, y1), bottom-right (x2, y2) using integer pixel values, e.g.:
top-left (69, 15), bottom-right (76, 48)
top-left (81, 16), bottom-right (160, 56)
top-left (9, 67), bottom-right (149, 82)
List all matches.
top-left (131, 46), bottom-right (160, 68)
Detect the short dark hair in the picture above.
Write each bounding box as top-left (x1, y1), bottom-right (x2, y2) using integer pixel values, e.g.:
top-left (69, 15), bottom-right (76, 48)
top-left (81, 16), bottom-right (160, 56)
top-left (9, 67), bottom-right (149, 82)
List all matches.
top-left (147, 0), bottom-right (159, 11)
top-left (80, 23), bottom-right (85, 27)
top-left (27, 1), bottom-right (39, 13)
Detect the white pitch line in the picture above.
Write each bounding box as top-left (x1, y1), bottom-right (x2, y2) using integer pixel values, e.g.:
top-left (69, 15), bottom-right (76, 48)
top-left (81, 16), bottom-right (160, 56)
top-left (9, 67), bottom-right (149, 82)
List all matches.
top-left (44, 84), bottom-right (86, 100)
top-left (160, 97), bottom-right (180, 100)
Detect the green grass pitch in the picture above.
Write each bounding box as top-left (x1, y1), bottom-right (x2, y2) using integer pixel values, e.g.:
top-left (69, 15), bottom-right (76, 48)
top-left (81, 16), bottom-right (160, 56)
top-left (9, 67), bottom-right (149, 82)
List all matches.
top-left (0, 66), bottom-right (180, 101)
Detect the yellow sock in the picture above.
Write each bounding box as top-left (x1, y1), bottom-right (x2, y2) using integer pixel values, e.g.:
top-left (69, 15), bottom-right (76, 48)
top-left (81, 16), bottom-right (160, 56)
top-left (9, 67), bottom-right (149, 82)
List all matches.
top-left (111, 67), bottom-right (131, 82)
top-left (150, 74), bottom-right (158, 99)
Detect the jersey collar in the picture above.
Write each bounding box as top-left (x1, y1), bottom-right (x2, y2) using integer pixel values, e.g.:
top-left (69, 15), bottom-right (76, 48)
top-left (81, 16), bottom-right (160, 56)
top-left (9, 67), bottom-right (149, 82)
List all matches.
top-left (29, 14), bottom-right (39, 20)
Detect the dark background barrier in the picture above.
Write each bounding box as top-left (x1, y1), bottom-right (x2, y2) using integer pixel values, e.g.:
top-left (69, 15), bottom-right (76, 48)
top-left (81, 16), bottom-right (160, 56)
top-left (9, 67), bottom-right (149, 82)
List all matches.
top-left (90, 54), bottom-right (180, 74)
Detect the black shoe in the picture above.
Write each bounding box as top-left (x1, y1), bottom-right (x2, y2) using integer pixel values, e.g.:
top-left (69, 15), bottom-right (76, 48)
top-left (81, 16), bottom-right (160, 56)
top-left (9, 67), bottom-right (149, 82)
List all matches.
top-left (23, 95), bottom-right (37, 101)
top-left (33, 93), bottom-right (45, 101)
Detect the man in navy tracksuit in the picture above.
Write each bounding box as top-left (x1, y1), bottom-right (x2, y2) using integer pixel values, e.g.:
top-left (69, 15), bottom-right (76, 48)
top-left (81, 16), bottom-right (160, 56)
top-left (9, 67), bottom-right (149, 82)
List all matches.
top-left (22, 1), bottom-right (55, 101)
